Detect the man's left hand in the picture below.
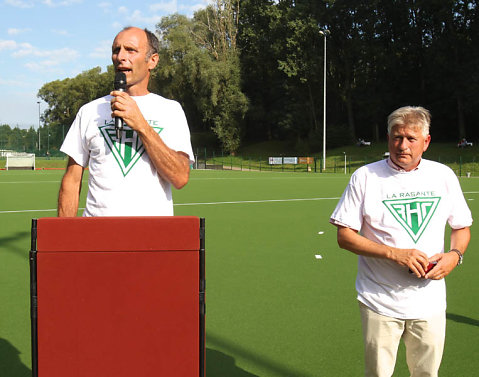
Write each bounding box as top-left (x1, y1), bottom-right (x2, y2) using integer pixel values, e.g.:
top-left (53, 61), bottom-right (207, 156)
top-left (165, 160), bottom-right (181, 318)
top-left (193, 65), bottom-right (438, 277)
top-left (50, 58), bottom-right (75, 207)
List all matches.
top-left (425, 252), bottom-right (460, 280)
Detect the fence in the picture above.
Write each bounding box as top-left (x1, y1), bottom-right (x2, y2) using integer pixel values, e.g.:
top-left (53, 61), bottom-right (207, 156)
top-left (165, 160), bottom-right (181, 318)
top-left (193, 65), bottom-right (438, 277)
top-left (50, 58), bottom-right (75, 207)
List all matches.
top-left (194, 153), bottom-right (318, 173)
top-left (1, 151), bottom-right (477, 177)
top-left (193, 149), bottom-right (479, 177)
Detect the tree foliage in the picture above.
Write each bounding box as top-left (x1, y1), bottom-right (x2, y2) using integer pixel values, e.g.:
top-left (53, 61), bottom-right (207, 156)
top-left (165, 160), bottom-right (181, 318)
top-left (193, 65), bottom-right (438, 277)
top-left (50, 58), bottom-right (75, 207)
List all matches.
top-left (33, 0), bottom-right (479, 156)
top-left (154, 2), bottom-right (248, 154)
top-left (239, 0), bottom-right (479, 149)
top-left (37, 66), bottom-right (115, 152)
top-left (0, 124), bottom-right (38, 154)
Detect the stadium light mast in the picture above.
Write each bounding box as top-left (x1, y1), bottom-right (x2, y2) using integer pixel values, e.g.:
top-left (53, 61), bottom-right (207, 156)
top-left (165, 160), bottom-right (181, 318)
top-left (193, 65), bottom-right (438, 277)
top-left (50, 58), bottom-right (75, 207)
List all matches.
top-left (319, 28), bottom-right (330, 171)
top-left (37, 101), bottom-right (41, 151)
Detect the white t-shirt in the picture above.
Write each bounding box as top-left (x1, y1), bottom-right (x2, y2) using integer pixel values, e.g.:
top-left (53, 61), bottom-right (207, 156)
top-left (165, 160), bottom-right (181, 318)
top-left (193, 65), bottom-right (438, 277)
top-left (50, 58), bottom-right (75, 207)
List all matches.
top-left (61, 93), bottom-right (194, 217)
top-left (330, 158), bottom-right (472, 319)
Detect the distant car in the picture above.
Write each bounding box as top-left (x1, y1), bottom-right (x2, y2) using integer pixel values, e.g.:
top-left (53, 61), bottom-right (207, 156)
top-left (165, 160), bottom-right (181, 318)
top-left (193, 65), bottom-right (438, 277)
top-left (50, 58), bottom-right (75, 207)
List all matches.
top-left (457, 138), bottom-right (473, 148)
top-left (383, 152), bottom-right (390, 159)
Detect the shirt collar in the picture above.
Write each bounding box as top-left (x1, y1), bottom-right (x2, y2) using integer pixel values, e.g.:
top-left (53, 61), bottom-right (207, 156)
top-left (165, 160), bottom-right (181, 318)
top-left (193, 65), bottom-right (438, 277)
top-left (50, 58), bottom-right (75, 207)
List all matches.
top-left (387, 157), bottom-right (421, 172)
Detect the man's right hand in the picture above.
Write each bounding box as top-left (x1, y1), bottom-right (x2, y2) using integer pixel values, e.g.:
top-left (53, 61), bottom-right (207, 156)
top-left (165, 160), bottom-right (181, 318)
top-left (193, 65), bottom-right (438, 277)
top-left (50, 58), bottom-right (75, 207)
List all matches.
top-left (394, 248), bottom-right (430, 278)
top-left (336, 226), bottom-right (431, 278)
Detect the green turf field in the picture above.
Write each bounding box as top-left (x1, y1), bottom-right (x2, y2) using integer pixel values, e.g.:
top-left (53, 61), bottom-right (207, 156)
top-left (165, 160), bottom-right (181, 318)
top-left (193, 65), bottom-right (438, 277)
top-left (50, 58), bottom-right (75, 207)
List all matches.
top-left (0, 169), bottom-right (478, 376)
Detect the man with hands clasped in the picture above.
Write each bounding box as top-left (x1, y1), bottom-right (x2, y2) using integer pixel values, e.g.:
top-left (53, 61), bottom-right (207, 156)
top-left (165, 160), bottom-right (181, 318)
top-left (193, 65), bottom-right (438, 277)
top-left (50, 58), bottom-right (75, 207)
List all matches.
top-left (330, 106), bottom-right (472, 377)
top-left (58, 27), bottom-right (194, 217)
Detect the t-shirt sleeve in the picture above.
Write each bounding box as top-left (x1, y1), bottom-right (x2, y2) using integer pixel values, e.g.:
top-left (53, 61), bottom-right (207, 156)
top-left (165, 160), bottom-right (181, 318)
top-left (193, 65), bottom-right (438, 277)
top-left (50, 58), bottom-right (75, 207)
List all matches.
top-left (446, 170), bottom-right (473, 229)
top-left (60, 107), bottom-right (90, 167)
top-left (169, 102), bottom-right (195, 164)
top-left (330, 173), bottom-right (364, 231)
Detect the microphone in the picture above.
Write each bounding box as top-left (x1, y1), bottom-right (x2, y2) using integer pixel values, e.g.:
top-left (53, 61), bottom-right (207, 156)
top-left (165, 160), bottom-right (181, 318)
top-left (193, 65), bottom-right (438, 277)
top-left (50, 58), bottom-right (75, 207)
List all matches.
top-left (114, 71), bottom-right (127, 140)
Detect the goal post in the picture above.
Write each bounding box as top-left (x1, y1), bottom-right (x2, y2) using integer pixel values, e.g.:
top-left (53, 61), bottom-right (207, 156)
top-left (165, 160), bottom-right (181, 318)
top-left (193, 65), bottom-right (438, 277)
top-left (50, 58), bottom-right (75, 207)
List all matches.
top-left (6, 153), bottom-right (36, 170)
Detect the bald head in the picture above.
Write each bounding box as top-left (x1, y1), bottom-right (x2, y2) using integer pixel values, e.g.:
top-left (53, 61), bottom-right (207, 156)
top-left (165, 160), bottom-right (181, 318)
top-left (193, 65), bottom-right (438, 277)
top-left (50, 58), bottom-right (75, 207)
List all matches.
top-left (111, 27), bottom-right (159, 96)
top-left (119, 27), bottom-right (159, 60)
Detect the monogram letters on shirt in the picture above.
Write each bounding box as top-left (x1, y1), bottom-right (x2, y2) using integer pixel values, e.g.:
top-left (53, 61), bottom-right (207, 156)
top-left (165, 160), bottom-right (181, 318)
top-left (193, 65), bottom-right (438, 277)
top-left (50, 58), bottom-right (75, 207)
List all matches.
top-left (382, 196), bottom-right (441, 243)
top-left (99, 121), bottom-right (163, 177)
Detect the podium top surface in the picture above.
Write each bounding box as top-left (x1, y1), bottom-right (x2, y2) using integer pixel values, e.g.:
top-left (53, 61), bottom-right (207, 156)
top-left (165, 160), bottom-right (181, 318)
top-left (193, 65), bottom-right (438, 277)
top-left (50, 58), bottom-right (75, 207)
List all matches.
top-left (34, 216), bottom-right (201, 252)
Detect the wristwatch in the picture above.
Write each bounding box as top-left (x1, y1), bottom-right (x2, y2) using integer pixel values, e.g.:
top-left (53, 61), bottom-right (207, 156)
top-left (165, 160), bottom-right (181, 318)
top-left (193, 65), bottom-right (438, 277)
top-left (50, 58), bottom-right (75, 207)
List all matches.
top-left (449, 248), bottom-right (463, 265)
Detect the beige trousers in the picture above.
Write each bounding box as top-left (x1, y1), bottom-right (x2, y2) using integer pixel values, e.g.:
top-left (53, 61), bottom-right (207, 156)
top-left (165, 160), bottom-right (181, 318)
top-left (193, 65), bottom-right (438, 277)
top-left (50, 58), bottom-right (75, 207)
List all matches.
top-left (359, 302), bottom-right (446, 377)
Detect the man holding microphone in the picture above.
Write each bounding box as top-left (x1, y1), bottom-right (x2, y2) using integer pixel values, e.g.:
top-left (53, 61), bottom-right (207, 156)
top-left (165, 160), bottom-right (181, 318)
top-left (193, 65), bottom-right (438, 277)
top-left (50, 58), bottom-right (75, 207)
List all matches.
top-left (58, 26), bottom-right (194, 217)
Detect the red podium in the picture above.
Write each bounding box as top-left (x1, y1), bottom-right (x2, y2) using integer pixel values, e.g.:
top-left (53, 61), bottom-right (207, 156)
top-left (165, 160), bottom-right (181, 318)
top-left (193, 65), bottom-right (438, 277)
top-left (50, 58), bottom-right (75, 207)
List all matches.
top-left (30, 216), bottom-right (205, 377)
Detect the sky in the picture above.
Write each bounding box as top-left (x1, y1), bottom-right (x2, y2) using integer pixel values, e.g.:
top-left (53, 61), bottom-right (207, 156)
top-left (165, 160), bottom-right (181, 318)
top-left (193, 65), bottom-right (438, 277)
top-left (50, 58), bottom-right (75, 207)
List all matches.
top-left (0, 0), bottom-right (212, 129)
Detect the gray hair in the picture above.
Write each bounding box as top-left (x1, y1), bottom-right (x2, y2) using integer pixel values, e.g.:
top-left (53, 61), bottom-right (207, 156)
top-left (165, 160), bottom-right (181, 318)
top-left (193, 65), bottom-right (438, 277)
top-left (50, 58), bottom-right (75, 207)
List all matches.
top-left (143, 28), bottom-right (159, 59)
top-left (387, 106), bottom-right (431, 137)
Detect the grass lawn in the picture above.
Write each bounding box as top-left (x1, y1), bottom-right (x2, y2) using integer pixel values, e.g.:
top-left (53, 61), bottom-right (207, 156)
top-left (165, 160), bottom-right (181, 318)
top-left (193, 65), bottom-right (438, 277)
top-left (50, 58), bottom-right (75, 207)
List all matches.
top-left (1, 141), bottom-right (479, 175)
top-left (0, 169), bottom-right (478, 376)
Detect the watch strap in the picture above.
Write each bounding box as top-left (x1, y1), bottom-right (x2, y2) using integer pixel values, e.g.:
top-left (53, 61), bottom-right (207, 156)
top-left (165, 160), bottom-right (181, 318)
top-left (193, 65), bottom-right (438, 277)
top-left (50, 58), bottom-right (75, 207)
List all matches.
top-left (449, 248), bottom-right (463, 265)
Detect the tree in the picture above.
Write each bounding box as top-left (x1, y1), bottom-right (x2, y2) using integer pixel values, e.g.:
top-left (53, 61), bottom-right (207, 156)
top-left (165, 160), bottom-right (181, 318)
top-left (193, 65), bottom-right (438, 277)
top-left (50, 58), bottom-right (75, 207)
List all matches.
top-left (422, 0), bottom-right (479, 139)
top-left (193, 1), bottom-right (248, 154)
top-left (239, 0), bottom-right (324, 151)
top-left (35, 0), bottom-right (479, 154)
top-left (238, 0), bottom-right (284, 142)
top-left (37, 66), bottom-right (114, 151)
top-left (154, 2), bottom-right (248, 154)
top-left (0, 124), bottom-right (37, 153)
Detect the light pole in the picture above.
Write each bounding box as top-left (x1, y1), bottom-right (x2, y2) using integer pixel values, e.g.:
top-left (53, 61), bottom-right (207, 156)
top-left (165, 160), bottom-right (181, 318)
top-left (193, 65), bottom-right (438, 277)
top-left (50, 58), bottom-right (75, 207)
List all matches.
top-left (37, 101), bottom-right (41, 151)
top-left (63, 108), bottom-right (69, 143)
top-left (319, 29), bottom-right (330, 171)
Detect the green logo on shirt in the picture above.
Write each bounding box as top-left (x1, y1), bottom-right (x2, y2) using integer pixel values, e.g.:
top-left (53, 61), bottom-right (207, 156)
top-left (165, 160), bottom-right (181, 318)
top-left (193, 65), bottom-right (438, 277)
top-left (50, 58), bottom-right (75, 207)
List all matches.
top-left (99, 123), bottom-right (163, 177)
top-left (382, 197), bottom-right (441, 243)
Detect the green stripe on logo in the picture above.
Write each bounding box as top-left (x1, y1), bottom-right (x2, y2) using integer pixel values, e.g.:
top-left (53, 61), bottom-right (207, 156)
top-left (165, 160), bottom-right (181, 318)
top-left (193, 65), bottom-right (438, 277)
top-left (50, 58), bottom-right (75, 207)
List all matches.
top-left (99, 123), bottom-right (163, 177)
top-left (382, 197), bottom-right (441, 243)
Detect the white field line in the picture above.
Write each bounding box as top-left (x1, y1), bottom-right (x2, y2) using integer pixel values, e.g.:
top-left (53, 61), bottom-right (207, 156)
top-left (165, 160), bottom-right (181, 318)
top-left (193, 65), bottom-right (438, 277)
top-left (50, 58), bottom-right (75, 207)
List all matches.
top-left (174, 197), bottom-right (341, 206)
top-left (0, 176), bottom-right (328, 184)
top-left (0, 181), bottom-right (62, 184)
top-left (0, 209), bottom-right (59, 214)
top-left (0, 173), bottom-right (346, 185)
top-left (188, 176), bottom-right (338, 180)
top-left (1, 192), bottom-right (478, 215)
top-left (0, 197), bottom-right (340, 214)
